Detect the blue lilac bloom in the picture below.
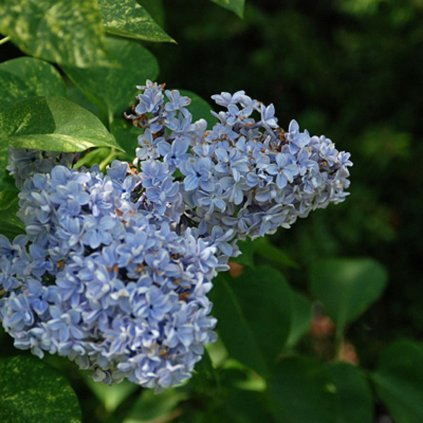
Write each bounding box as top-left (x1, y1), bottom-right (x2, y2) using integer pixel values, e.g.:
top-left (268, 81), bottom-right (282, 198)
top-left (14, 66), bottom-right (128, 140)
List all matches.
top-left (127, 81), bottom-right (352, 262)
top-left (7, 148), bottom-right (76, 188)
top-left (0, 81), bottom-right (352, 389)
top-left (1, 162), bottom-right (217, 389)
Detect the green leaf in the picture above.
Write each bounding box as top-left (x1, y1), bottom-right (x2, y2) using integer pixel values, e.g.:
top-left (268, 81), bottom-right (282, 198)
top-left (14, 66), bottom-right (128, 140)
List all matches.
top-left (211, 0), bottom-right (245, 18)
top-left (372, 340), bottom-right (423, 423)
top-left (230, 239), bottom-right (255, 268)
top-left (88, 379), bottom-right (138, 413)
top-left (310, 258), bottom-right (388, 334)
top-left (211, 266), bottom-right (292, 376)
top-left (138, 0), bottom-right (165, 27)
top-left (0, 0), bottom-right (106, 67)
top-left (267, 357), bottom-right (338, 423)
top-left (98, 0), bottom-right (175, 43)
top-left (63, 37), bottom-right (159, 120)
top-left (328, 362), bottom-right (374, 423)
top-left (253, 237), bottom-right (298, 269)
top-left (0, 180), bottom-right (24, 239)
top-left (218, 389), bottom-right (272, 423)
top-left (269, 360), bottom-right (373, 423)
top-left (188, 350), bottom-right (220, 395)
top-left (124, 389), bottom-right (186, 423)
top-left (0, 355), bottom-right (81, 423)
top-left (0, 58), bottom-right (66, 104)
top-left (286, 291), bottom-right (312, 348)
top-left (110, 117), bottom-right (140, 158)
top-left (179, 90), bottom-right (218, 127)
top-left (0, 96), bottom-right (121, 153)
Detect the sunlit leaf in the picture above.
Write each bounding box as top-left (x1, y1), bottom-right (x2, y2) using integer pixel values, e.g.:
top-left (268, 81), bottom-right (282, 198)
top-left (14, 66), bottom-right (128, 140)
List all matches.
top-left (98, 0), bottom-right (175, 43)
top-left (0, 97), bottom-right (121, 153)
top-left (0, 356), bottom-right (81, 423)
top-left (0, 58), bottom-right (66, 104)
top-left (0, 0), bottom-right (105, 67)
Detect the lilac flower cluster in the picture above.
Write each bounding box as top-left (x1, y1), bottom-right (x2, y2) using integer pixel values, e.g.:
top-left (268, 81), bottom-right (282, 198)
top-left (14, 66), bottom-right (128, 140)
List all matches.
top-left (7, 148), bottom-right (76, 188)
top-left (126, 81), bottom-right (352, 260)
top-left (0, 81), bottom-right (352, 389)
top-left (1, 162), bottom-right (217, 388)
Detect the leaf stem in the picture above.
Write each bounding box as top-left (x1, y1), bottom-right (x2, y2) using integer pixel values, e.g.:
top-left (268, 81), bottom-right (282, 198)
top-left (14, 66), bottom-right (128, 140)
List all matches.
top-left (99, 148), bottom-right (118, 171)
top-left (0, 36), bottom-right (10, 46)
top-left (334, 327), bottom-right (344, 361)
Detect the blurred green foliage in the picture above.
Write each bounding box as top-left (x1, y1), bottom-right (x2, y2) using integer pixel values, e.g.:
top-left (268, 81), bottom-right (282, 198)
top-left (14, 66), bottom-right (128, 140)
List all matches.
top-left (152, 0), bottom-right (423, 343)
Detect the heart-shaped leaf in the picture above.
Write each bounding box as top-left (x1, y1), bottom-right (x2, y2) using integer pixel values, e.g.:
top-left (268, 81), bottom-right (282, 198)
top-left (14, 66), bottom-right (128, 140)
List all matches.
top-left (310, 258), bottom-right (388, 335)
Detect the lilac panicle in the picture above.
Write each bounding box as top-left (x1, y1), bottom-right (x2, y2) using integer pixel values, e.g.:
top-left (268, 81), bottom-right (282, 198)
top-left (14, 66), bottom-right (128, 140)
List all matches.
top-left (127, 81), bottom-right (352, 262)
top-left (1, 81), bottom-right (352, 389)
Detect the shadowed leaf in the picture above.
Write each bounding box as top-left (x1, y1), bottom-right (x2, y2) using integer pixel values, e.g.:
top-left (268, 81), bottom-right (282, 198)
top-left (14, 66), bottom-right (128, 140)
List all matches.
top-left (372, 340), bottom-right (423, 423)
top-left (286, 291), bottom-right (312, 348)
top-left (329, 362), bottom-right (374, 423)
top-left (179, 90), bottom-right (217, 127)
top-left (63, 37), bottom-right (159, 120)
top-left (267, 357), bottom-right (337, 423)
top-left (211, 266), bottom-right (292, 376)
top-left (211, 0), bottom-right (245, 18)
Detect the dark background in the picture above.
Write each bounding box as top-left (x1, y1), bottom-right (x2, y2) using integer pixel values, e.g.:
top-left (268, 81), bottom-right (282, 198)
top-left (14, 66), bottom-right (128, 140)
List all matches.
top-left (151, 0), bottom-right (423, 359)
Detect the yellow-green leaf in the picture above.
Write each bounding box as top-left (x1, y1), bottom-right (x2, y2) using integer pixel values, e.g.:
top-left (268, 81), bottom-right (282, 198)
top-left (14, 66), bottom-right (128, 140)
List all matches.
top-left (0, 0), bottom-right (106, 67)
top-left (98, 0), bottom-right (175, 43)
top-left (0, 57), bottom-right (66, 103)
top-left (0, 97), bottom-right (121, 152)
